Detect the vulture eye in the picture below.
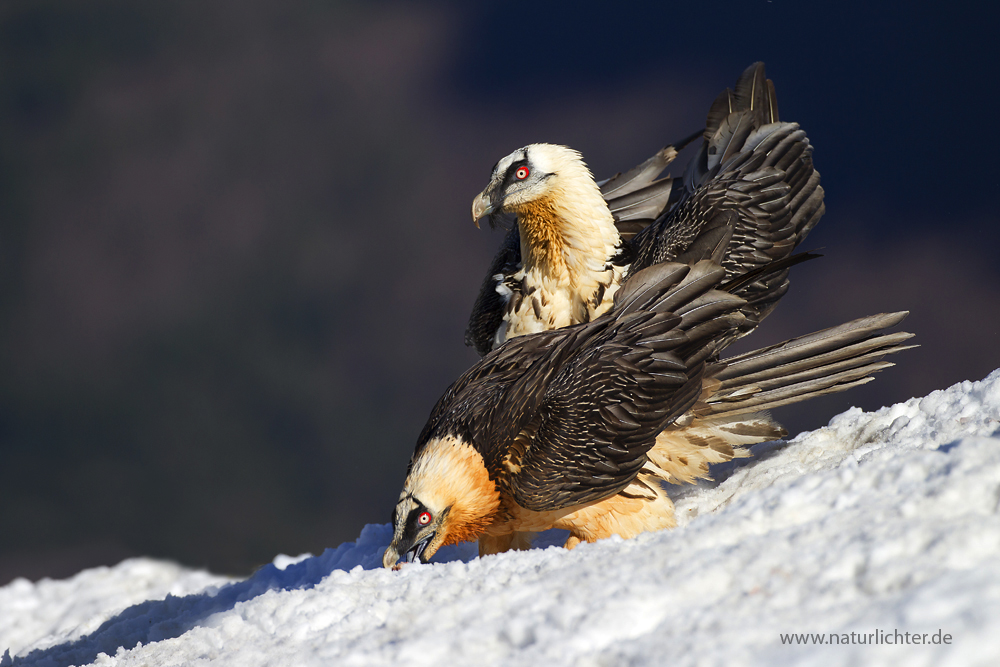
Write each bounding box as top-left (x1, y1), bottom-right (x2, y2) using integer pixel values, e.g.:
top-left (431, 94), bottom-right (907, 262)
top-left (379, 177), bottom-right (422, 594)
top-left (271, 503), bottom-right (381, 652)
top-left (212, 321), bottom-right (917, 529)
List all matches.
top-left (417, 511), bottom-right (432, 526)
top-left (515, 166), bottom-right (530, 180)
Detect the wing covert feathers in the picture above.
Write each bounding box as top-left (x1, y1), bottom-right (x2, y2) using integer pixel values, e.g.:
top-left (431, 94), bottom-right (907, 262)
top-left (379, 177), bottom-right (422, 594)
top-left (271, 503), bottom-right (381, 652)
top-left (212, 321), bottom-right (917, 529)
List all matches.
top-left (506, 260), bottom-right (748, 511)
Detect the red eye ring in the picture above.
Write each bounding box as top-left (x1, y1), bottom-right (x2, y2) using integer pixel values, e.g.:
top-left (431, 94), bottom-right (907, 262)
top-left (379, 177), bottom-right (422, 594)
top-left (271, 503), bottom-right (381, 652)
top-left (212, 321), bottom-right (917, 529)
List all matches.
top-left (515, 166), bottom-right (530, 180)
top-left (417, 511), bottom-right (432, 526)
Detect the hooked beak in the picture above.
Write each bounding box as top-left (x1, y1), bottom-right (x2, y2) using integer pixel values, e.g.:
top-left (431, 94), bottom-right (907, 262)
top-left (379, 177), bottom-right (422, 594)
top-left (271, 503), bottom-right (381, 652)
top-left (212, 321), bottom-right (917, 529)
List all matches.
top-left (471, 190), bottom-right (496, 229)
top-left (382, 532), bottom-right (434, 570)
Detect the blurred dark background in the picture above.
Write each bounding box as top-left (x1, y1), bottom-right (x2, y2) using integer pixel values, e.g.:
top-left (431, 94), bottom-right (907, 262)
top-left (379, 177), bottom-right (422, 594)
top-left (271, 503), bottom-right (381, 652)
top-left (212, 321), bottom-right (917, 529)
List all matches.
top-left (1, 0), bottom-right (997, 584)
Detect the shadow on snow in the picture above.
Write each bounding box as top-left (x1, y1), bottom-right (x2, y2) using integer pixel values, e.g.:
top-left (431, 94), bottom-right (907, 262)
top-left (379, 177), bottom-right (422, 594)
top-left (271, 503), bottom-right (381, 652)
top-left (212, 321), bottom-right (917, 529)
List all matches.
top-left (8, 524), bottom-right (419, 666)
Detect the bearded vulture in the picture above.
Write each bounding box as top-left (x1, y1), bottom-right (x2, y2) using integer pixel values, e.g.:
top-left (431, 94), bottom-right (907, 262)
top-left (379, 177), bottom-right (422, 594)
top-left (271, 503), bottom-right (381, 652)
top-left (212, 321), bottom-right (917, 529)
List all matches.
top-left (460, 63), bottom-right (842, 514)
top-left (383, 233), bottom-right (914, 568)
top-left (466, 62), bottom-right (824, 356)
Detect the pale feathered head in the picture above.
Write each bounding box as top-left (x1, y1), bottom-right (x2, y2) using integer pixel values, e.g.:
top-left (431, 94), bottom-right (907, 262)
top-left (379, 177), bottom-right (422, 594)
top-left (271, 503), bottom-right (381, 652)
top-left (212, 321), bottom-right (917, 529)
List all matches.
top-left (471, 144), bottom-right (597, 227)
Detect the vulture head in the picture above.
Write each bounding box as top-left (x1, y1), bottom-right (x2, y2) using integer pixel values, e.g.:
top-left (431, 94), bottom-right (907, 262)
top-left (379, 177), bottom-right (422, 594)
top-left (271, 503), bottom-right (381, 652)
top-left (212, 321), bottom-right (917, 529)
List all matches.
top-left (382, 437), bottom-right (500, 569)
top-left (471, 143), bottom-right (601, 228)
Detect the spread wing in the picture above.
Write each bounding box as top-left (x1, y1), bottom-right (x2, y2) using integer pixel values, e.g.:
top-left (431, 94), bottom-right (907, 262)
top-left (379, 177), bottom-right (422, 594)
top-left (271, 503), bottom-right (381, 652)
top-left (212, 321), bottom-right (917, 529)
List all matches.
top-left (598, 136), bottom-right (699, 241)
top-left (631, 62), bottom-right (825, 335)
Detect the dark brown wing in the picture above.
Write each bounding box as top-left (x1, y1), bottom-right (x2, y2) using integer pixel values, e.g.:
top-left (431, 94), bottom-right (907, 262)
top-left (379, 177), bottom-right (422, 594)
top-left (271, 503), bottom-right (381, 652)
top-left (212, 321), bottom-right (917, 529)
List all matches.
top-left (502, 262), bottom-right (747, 511)
top-left (599, 131), bottom-right (700, 242)
top-left (464, 226), bottom-right (521, 357)
top-left (414, 320), bottom-right (566, 467)
top-left (631, 62), bottom-right (825, 337)
top-left (427, 258), bottom-right (738, 475)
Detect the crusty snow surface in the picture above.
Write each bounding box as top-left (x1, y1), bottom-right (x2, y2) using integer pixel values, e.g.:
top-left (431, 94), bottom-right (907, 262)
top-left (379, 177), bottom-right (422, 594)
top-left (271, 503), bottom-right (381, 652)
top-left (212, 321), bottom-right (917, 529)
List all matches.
top-left (3, 372), bottom-right (1000, 667)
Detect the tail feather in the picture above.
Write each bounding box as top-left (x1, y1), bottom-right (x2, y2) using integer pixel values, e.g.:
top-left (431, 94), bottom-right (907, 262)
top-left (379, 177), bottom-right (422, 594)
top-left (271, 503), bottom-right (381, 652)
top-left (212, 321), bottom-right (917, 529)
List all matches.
top-left (717, 312), bottom-right (911, 379)
top-left (641, 310), bottom-right (914, 486)
top-left (718, 344), bottom-right (914, 396)
top-left (706, 361), bottom-right (896, 418)
top-left (703, 312), bottom-right (915, 419)
top-left (733, 61), bottom-right (776, 126)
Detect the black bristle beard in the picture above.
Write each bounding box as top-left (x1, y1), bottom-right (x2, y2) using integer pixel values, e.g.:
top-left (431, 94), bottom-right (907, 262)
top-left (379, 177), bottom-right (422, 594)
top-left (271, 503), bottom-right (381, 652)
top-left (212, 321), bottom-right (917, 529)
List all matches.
top-left (488, 211), bottom-right (517, 231)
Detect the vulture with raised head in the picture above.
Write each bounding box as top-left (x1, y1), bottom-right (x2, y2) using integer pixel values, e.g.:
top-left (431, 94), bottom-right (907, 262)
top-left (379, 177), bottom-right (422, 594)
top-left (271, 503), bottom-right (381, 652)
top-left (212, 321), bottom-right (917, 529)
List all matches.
top-left (466, 62), bottom-right (824, 356)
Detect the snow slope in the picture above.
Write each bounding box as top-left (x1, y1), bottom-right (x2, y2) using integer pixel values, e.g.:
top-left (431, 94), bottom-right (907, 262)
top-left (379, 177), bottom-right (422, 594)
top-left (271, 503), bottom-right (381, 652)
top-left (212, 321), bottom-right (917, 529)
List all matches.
top-left (3, 371), bottom-right (1000, 667)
